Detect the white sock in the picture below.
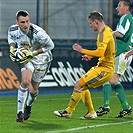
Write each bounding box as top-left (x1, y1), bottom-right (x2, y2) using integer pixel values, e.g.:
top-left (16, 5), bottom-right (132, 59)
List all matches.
top-left (17, 86), bottom-right (28, 113)
top-left (26, 92), bottom-right (38, 107)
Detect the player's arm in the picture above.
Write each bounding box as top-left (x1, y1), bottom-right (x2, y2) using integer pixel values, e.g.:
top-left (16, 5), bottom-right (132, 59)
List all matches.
top-left (81, 48), bottom-right (105, 57)
top-left (113, 30), bottom-right (123, 38)
top-left (24, 30), bottom-right (54, 58)
top-left (73, 43), bottom-right (105, 57)
top-left (8, 42), bottom-right (17, 62)
top-left (8, 28), bottom-right (17, 54)
top-left (9, 43), bottom-right (16, 52)
top-left (9, 42), bottom-right (15, 47)
top-left (23, 41), bottom-right (54, 60)
top-left (38, 29), bottom-right (54, 53)
top-left (8, 29), bottom-right (18, 62)
top-left (125, 49), bottom-right (133, 59)
top-left (24, 39), bottom-right (54, 58)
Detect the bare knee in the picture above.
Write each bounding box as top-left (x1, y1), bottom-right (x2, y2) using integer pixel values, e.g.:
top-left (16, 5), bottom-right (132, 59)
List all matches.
top-left (21, 79), bottom-right (31, 88)
top-left (74, 81), bottom-right (82, 92)
top-left (74, 81), bottom-right (79, 88)
top-left (109, 74), bottom-right (120, 85)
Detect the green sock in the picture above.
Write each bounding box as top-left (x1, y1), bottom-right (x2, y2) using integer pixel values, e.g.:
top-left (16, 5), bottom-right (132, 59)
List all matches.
top-left (102, 82), bottom-right (112, 108)
top-left (113, 82), bottom-right (129, 110)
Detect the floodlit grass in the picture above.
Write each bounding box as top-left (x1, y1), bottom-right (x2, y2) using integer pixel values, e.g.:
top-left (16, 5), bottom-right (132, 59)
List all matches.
top-left (0, 90), bottom-right (133, 133)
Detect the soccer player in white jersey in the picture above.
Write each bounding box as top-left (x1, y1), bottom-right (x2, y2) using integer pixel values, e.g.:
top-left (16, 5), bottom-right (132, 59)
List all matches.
top-left (8, 10), bottom-right (54, 122)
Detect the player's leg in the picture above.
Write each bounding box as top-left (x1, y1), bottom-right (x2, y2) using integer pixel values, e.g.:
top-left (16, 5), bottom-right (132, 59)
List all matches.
top-left (102, 82), bottom-right (112, 108)
top-left (54, 80), bottom-right (83, 118)
top-left (16, 68), bottom-right (32, 122)
top-left (54, 66), bottom-right (114, 118)
top-left (53, 67), bottom-right (104, 118)
top-left (110, 53), bottom-right (132, 117)
top-left (80, 89), bottom-right (97, 119)
top-left (113, 82), bottom-right (132, 117)
top-left (82, 66), bottom-right (113, 117)
top-left (81, 67), bottom-right (113, 118)
top-left (24, 63), bottom-right (51, 120)
top-left (54, 67), bottom-right (93, 118)
top-left (24, 80), bottom-right (40, 120)
top-left (96, 82), bottom-right (111, 116)
top-left (96, 56), bottom-right (120, 116)
top-left (66, 67), bottom-right (113, 118)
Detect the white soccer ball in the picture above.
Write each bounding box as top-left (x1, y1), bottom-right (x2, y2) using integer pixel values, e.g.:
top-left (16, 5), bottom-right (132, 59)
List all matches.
top-left (15, 48), bottom-right (26, 59)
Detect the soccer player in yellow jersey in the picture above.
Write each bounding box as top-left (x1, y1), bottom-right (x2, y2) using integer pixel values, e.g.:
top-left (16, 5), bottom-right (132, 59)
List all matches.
top-left (96, 0), bottom-right (132, 118)
top-left (54, 11), bottom-right (116, 118)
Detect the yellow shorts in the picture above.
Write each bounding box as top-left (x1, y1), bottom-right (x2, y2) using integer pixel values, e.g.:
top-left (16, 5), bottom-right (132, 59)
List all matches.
top-left (78, 66), bottom-right (114, 89)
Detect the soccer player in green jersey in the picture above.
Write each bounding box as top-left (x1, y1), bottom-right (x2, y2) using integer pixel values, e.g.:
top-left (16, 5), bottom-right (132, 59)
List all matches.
top-left (96, 0), bottom-right (132, 117)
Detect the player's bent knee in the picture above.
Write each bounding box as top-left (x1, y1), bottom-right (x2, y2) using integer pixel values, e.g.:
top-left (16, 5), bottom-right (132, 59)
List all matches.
top-left (109, 79), bottom-right (119, 85)
top-left (21, 80), bottom-right (31, 88)
top-left (74, 81), bottom-right (81, 89)
top-left (74, 82), bottom-right (83, 93)
top-left (109, 74), bottom-right (120, 85)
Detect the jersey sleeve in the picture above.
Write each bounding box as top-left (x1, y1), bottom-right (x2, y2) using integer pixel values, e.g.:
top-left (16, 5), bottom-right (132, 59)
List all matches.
top-left (81, 27), bottom-right (113, 57)
top-left (116, 15), bottom-right (130, 36)
top-left (8, 27), bottom-right (15, 45)
top-left (8, 25), bottom-right (19, 45)
top-left (37, 29), bottom-right (54, 52)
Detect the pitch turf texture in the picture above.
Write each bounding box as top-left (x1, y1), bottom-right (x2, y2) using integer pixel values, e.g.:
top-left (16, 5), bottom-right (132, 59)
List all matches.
top-left (0, 90), bottom-right (133, 133)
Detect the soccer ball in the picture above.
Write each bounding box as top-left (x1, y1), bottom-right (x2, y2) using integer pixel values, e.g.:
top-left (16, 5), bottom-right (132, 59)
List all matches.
top-left (15, 48), bottom-right (26, 59)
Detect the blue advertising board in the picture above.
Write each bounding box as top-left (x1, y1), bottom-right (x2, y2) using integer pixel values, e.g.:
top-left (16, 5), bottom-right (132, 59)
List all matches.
top-left (0, 54), bottom-right (133, 94)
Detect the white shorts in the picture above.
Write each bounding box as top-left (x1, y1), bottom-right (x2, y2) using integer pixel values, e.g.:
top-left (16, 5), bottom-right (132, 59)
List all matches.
top-left (21, 61), bottom-right (51, 82)
top-left (115, 52), bottom-right (132, 75)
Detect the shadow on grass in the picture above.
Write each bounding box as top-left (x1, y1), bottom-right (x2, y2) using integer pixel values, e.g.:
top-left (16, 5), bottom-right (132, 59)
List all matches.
top-left (19, 120), bottom-right (63, 131)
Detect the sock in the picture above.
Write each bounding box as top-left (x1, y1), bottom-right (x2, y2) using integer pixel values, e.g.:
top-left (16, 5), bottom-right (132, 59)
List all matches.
top-left (66, 89), bottom-right (82, 114)
top-left (26, 92), bottom-right (38, 107)
top-left (17, 86), bottom-right (28, 113)
top-left (102, 82), bottom-right (112, 108)
top-left (113, 82), bottom-right (130, 110)
top-left (81, 89), bottom-right (95, 114)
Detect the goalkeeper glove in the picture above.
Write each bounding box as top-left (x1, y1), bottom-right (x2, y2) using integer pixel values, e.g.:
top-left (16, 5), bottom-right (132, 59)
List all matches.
top-left (23, 50), bottom-right (38, 58)
top-left (15, 49), bottom-right (38, 65)
top-left (15, 50), bottom-right (38, 65)
top-left (19, 50), bottom-right (38, 65)
top-left (9, 46), bottom-right (17, 62)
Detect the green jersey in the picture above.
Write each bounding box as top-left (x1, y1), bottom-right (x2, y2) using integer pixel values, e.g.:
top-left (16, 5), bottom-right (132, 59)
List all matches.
top-left (115, 13), bottom-right (133, 56)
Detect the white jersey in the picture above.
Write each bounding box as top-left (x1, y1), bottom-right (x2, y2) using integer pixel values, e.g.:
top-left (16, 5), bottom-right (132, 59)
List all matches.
top-left (8, 23), bottom-right (54, 64)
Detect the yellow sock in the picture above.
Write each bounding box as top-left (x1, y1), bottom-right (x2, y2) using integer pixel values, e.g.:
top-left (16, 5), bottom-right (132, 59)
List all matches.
top-left (66, 90), bottom-right (82, 114)
top-left (81, 89), bottom-right (95, 114)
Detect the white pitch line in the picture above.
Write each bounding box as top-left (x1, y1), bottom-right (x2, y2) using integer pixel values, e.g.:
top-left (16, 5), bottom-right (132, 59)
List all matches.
top-left (45, 121), bottom-right (133, 133)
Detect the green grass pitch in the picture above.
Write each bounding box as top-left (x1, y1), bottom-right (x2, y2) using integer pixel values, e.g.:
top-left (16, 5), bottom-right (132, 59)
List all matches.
top-left (0, 90), bottom-right (133, 133)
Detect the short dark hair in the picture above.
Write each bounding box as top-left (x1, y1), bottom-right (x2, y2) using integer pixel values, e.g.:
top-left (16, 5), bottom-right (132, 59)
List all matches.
top-left (16, 10), bottom-right (29, 20)
top-left (120, 0), bottom-right (132, 11)
top-left (88, 11), bottom-right (103, 22)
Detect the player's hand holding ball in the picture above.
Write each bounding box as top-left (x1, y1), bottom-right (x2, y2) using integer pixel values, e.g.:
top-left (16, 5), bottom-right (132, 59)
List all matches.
top-left (18, 48), bottom-right (38, 64)
top-left (22, 49), bottom-right (38, 58)
top-left (17, 49), bottom-right (38, 65)
top-left (10, 47), bottom-right (38, 65)
top-left (14, 48), bottom-right (28, 64)
top-left (72, 43), bottom-right (83, 53)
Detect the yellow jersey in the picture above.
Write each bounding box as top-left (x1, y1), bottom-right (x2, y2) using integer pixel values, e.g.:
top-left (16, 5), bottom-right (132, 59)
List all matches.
top-left (97, 26), bottom-right (116, 72)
